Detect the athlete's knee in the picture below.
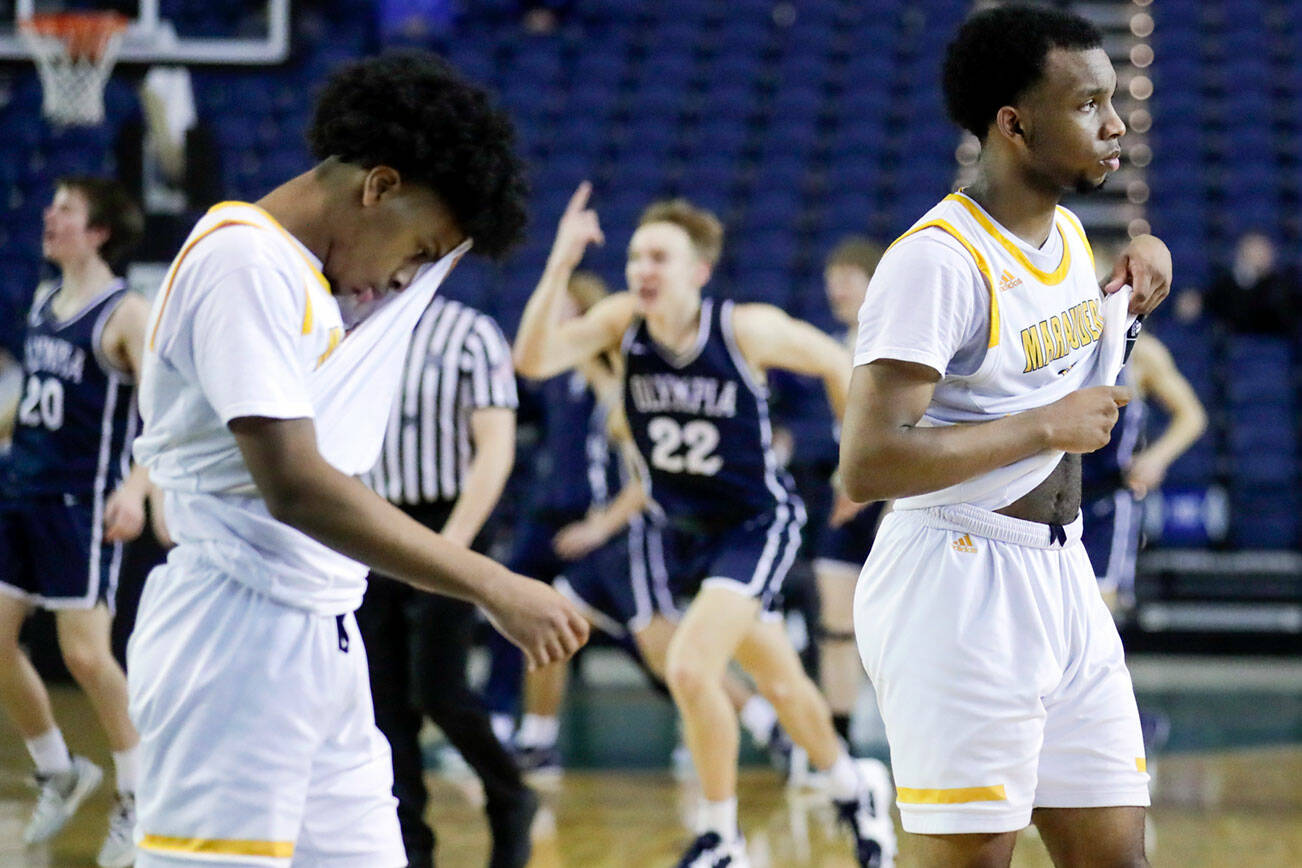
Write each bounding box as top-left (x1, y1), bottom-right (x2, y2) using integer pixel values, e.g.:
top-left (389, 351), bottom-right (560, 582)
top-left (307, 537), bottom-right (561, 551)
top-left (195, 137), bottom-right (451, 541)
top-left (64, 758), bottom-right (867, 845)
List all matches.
top-left (58, 636), bottom-right (115, 684)
top-left (664, 652), bottom-right (720, 702)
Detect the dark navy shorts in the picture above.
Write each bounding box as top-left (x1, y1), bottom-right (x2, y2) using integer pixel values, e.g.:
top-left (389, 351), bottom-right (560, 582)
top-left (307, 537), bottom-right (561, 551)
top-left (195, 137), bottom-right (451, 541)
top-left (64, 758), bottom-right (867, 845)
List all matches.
top-left (814, 500), bottom-right (886, 569)
top-left (510, 512), bottom-right (666, 636)
top-left (1082, 490), bottom-right (1143, 598)
top-left (633, 503), bottom-right (806, 617)
top-left (0, 494), bottom-right (121, 610)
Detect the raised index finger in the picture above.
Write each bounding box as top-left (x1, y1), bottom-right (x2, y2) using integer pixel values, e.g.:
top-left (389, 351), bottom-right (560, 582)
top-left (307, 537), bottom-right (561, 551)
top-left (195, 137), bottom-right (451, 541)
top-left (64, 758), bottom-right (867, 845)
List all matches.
top-left (566, 180), bottom-right (593, 215)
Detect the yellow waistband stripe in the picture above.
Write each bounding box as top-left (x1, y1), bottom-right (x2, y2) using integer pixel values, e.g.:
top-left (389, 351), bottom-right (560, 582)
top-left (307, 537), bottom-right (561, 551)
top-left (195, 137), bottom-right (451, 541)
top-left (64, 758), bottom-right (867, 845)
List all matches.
top-left (140, 834), bottom-right (295, 859)
top-left (1136, 757), bottom-right (1147, 773)
top-left (897, 784), bottom-right (1008, 805)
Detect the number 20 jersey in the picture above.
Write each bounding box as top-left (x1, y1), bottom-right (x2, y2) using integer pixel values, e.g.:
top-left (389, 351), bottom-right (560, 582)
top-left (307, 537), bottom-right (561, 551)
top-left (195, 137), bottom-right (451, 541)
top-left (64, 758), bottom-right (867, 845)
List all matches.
top-left (5, 281), bottom-right (136, 497)
top-left (622, 297), bottom-right (797, 527)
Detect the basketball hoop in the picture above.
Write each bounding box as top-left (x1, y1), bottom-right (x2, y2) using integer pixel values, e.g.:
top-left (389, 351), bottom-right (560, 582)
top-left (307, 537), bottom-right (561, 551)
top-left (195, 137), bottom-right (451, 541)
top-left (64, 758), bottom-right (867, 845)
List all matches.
top-left (19, 12), bottom-right (128, 126)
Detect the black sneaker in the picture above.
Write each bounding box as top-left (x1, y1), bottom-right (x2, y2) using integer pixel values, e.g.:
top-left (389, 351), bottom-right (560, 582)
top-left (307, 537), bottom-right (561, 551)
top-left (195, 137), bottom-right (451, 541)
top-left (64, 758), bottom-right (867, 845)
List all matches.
top-left (834, 758), bottom-right (897, 868)
top-left (514, 743), bottom-right (563, 782)
top-left (675, 830), bottom-right (748, 867)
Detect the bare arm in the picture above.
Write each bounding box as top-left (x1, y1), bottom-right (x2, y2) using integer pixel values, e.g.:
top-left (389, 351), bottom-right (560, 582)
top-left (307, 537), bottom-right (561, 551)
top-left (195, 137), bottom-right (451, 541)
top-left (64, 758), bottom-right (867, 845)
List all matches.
top-left (101, 293), bottom-right (155, 542)
top-left (439, 407), bottom-right (516, 547)
top-left (231, 415), bottom-right (588, 668)
top-left (513, 181), bottom-right (632, 379)
top-left (0, 351), bottom-right (18, 444)
top-left (837, 359), bottom-right (1133, 503)
top-left (732, 303), bottom-right (852, 421)
top-left (553, 422), bottom-right (648, 560)
top-left (1124, 334), bottom-right (1208, 498)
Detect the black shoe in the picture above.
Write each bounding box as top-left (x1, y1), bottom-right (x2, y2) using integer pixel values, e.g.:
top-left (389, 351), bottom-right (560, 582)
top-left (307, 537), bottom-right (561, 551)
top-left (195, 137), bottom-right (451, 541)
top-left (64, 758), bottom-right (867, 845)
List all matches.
top-left (487, 788), bottom-right (539, 868)
top-left (675, 830), bottom-right (748, 867)
top-left (514, 743), bottom-right (563, 781)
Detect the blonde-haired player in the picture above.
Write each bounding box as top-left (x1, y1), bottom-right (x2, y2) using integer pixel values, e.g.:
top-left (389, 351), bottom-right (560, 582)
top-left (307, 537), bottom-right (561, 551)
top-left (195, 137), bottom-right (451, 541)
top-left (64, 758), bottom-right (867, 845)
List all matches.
top-left (516, 186), bottom-right (895, 868)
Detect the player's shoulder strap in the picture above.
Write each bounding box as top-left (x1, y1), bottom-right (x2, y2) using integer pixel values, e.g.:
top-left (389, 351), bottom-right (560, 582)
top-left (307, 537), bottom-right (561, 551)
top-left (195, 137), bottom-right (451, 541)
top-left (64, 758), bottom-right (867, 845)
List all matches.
top-left (27, 279), bottom-right (60, 326)
top-left (886, 201), bottom-right (1000, 349)
top-left (149, 202), bottom-right (324, 351)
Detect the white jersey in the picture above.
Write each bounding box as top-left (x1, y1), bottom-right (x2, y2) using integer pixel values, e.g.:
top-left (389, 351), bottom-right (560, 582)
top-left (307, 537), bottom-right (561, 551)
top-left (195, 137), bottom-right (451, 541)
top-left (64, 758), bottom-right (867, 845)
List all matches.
top-left (855, 191), bottom-right (1132, 511)
top-left (135, 201), bottom-right (469, 613)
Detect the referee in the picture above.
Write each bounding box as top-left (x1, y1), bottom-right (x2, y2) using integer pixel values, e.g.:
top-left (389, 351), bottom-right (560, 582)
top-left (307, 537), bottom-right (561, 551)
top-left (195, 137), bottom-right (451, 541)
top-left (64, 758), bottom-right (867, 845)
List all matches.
top-left (356, 295), bottom-right (534, 868)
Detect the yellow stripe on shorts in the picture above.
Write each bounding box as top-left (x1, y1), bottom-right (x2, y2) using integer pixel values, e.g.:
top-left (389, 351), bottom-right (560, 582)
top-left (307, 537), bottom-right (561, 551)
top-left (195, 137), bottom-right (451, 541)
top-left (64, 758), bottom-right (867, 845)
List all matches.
top-left (140, 833), bottom-right (295, 859)
top-left (1136, 757), bottom-right (1147, 773)
top-left (897, 784), bottom-right (1008, 804)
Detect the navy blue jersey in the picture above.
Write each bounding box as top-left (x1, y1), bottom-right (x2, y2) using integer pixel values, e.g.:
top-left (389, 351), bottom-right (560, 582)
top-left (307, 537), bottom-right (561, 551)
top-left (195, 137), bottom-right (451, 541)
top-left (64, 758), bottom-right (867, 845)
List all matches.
top-left (529, 371), bottom-right (613, 515)
top-left (1081, 364), bottom-right (1147, 500)
top-left (4, 281), bottom-right (137, 497)
top-left (623, 298), bottom-right (796, 527)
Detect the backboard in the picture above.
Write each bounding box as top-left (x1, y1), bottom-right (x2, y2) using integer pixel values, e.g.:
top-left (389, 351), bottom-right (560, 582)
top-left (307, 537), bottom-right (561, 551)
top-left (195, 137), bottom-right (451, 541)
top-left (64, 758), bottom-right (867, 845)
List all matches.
top-left (0, 0), bottom-right (289, 64)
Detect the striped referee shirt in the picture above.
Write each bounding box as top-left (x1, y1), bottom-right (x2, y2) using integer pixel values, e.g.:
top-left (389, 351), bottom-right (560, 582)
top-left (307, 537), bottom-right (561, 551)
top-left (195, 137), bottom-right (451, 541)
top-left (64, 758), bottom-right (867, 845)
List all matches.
top-left (365, 297), bottom-right (518, 504)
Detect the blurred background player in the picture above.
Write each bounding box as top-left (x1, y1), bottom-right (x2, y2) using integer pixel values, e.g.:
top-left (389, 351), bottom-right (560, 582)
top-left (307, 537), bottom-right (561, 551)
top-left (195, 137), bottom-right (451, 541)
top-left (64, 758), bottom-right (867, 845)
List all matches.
top-left (126, 52), bottom-right (587, 868)
top-left (1081, 330), bottom-right (1207, 616)
top-left (489, 270), bottom-right (669, 773)
top-left (497, 276), bottom-right (788, 779)
top-left (515, 184), bottom-right (894, 868)
top-left (357, 292), bottom-right (537, 868)
top-left (0, 176), bottom-right (146, 867)
top-left (810, 237), bottom-right (889, 751)
top-left (1082, 245), bottom-right (1208, 620)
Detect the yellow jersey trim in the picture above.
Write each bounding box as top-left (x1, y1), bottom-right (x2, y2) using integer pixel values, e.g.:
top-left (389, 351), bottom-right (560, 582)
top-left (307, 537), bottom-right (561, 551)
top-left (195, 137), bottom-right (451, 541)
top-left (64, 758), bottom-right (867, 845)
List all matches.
top-left (316, 325), bottom-right (344, 368)
top-left (1136, 757), bottom-right (1147, 773)
top-left (208, 201), bottom-right (331, 295)
top-left (1056, 205), bottom-right (1095, 272)
top-left (149, 219), bottom-right (258, 351)
top-left (139, 833), bottom-right (295, 858)
top-left (897, 784), bottom-right (1008, 805)
top-left (889, 218), bottom-right (1000, 349)
top-left (149, 202), bottom-right (329, 350)
top-left (947, 192), bottom-right (1072, 285)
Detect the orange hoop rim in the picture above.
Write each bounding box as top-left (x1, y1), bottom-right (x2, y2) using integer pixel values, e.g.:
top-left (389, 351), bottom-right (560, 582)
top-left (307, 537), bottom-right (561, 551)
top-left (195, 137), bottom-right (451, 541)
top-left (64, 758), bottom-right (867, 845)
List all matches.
top-left (20, 11), bottom-right (129, 61)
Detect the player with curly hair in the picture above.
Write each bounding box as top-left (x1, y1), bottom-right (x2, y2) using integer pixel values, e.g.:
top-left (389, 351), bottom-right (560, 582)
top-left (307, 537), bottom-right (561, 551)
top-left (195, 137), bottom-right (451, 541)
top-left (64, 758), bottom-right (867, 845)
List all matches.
top-left (125, 51), bottom-right (588, 868)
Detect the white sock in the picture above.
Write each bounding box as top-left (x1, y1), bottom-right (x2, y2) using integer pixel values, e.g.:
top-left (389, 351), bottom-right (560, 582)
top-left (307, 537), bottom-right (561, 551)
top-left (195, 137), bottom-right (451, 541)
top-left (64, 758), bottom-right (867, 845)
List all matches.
top-left (698, 796), bottom-right (738, 839)
top-left (490, 713), bottom-right (516, 747)
top-left (516, 713), bottom-right (559, 749)
top-left (738, 695), bottom-right (778, 745)
top-left (112, 746), bottom-right (139, 795)
top-left (25, 727), bottom-right (73, 776)
top-left (826, 751), bottom-right (860, 802)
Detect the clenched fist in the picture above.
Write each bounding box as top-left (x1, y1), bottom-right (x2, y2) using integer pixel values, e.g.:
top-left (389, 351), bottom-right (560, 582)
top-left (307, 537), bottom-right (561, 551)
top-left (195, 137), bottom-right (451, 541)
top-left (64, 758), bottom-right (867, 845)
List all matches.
top-left (481, 571), bottom-right (590, 671)
top-left (1038, 385), bottom-right (1132, 454)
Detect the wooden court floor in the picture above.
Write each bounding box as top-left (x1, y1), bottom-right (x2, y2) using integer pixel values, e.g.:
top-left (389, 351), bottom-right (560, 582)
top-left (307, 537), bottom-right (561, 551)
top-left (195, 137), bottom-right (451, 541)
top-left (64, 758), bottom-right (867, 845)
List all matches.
top-left (4, 659), bottom-right (1301, 868)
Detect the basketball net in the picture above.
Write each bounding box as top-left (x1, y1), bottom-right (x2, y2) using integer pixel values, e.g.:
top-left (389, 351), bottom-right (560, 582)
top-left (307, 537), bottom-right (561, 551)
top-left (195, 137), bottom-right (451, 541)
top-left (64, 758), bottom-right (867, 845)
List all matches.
top-left (19, 12), bottom-right (128, 126)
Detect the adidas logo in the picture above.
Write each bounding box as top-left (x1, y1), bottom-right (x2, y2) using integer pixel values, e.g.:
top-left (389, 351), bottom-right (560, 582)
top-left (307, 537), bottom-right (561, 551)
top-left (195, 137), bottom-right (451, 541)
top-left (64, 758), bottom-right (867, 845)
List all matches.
top-left (952, 533), bottom-right (977, 553)
top-left (998, 270), bottom-right (1022, 291)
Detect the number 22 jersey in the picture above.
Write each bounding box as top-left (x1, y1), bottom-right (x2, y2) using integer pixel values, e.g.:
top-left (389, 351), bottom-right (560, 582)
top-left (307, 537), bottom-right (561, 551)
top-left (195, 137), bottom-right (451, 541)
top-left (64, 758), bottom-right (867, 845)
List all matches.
top-left (622, 297), bottom-right (797, 528)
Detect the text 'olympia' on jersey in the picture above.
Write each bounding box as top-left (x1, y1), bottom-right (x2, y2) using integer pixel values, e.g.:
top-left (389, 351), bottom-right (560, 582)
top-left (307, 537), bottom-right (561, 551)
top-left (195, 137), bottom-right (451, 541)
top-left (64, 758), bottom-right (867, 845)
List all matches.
top-left (620, 296), bottom-right (797, 527)
top-left (5, 279), bottom-right (137, 498)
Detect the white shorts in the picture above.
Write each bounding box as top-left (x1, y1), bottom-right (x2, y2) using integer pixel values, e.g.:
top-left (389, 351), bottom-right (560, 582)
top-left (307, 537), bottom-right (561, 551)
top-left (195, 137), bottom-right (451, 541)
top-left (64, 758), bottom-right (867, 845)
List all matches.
top-left (127, 550), bottom-right (405, 867)
top-left (854, 503), bottom-right (1149, 835)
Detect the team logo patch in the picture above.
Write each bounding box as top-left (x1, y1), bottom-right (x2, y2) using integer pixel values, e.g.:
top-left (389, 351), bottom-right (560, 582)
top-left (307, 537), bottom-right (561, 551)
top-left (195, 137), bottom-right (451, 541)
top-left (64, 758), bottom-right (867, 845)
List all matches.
top-left (951, 533), bottom-right (977, 554)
